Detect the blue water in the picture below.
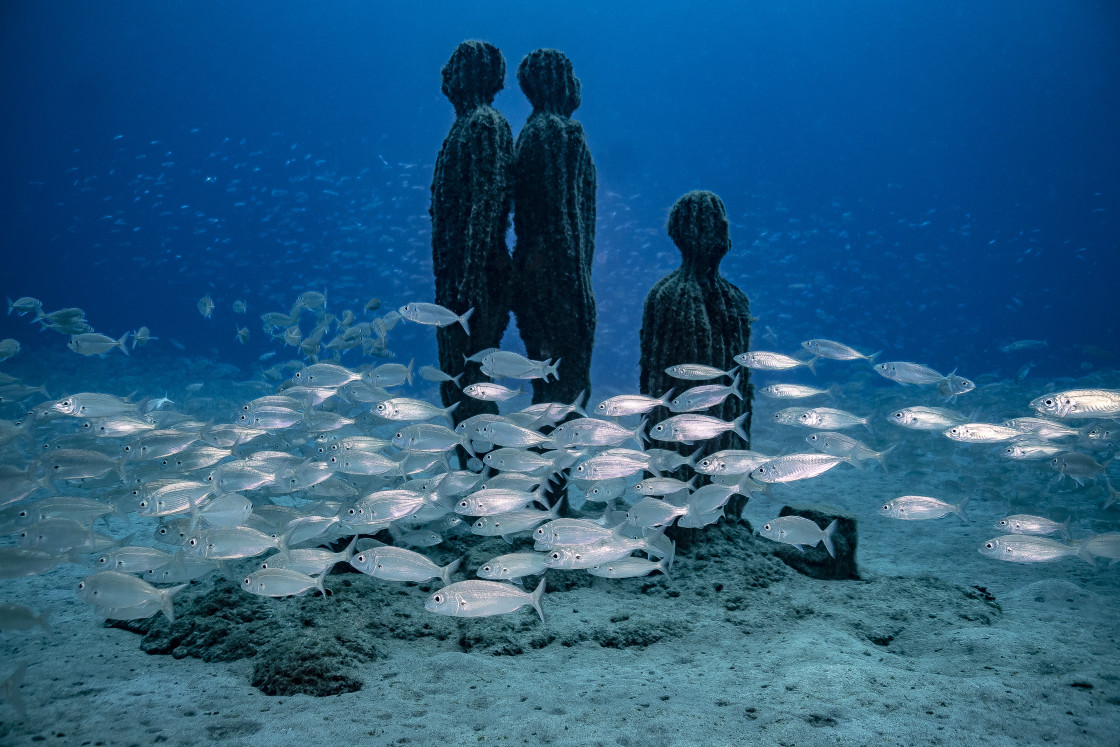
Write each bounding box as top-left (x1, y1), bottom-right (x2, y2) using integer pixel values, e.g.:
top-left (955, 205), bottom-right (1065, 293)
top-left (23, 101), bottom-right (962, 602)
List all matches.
top-left (2, 1), bottom-right (1116, 388)
top-left (3, 5), bottom-right (1120, 743)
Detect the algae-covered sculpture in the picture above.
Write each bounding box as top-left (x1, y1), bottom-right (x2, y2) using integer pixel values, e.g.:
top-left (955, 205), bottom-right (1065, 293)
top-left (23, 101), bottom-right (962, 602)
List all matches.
top-left (511, 48), bottom-right (597, 405)
top-left (430, 41), bottom-right (514, 424)
top-left (639, 190), bottom-right (754, 454)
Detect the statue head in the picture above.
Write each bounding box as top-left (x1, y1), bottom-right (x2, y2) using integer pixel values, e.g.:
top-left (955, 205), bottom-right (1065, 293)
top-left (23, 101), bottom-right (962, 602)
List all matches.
top-left (441, 41), bottom-right (506, 114)
top-left (667, 190), bottom-right (731, 272)
top-left (517, 48), bottom-right (581, 116)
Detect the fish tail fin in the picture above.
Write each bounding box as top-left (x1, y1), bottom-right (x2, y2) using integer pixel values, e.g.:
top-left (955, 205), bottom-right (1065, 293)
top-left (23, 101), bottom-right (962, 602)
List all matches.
top-left (343, 533), bottom-right (359, 557)
top-left (729, 371), bottom-right (743, 399)
top-left (1103, 475), bottom-right (1118, 509)
top-left (955, 495), bottom-right (971, 523)
top-left (633, 419), bottom-right (647, 448)
top-left (161, 583), bottom-right (189, 623)
top-left (117, 333), bottom-right (130, 356)
top-left (866, 350), bottom-right (882, 364)
top-left (660, 387), bottom-right (675, 407)
top-left (732, 412), bottom-right (750, 442)
top-left (188, 501), bottom-right (201, 535)
top-left (405, 358), bottom-right (415, 386)
top-left (458, 308), bottom-right (474, 336)
top-left (450, 371), bottom-right (464, 388)
top-left (277, 527), bottom-right (295, 558)
top-left (443, 400), bottom-right (460, 426)
top-left (570, 389), bottom-right (588, 418)
top-left (441, 556), bottom-right (463, 585)
top-left (805, 356), bottom-right (819, 374)
top-left (315, 574), bottom-right (327, 598)
top-left (876, 443), bottom-right (898, 474)
top-left (822, 519), bottom-right (838, 558)
top-left (657, 556), bottom-right (672, 579)
top-left (1076, 539), bottom-right (1098, 566)
top-left (547, 358), bottom-right (561, 382)
top-left (1060, 515), bottom-right (1073, 542)
top-left (530, 577), bottom-right (546, 624)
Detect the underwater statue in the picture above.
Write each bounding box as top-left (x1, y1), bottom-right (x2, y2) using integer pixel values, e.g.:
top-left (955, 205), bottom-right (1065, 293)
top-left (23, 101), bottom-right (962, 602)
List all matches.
top-left (510, 48), bottom-right (597, 406)
top-left (430, 40), bottom-right (514, 424)
top-left (639, 190), bottom-right (754, 456)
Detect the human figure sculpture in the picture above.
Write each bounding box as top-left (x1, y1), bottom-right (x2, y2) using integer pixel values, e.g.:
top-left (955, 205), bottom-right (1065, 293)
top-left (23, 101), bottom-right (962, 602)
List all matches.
top-left (429, 41), bottom-right (514, 425)
top-left (639, 190), bottom-right (754, 458)
top-left (510, 48), bottom-right (597, 406)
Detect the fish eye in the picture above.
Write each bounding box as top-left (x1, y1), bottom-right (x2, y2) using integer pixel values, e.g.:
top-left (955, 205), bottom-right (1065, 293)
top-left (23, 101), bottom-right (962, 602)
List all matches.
top-left (1044, 399), bottom-right (1053, 406)
top-left (123, 445), bottom-right (132, 452)
top-left (432, 593), bottom-right (443, 603)
top-left (244, 577), bottom-right (251, 584)
top-left (188, 538), bottom-right (198, 546)
top-left (482, 565), bottom-right (492, 572)
top-left (78, 581), bottom-right (85, 589)
top-left (882, 504), bottom-right (890, 511)
top-left (763, 523), bottom-right (771, 530)
top-left (985, 542), bottom-right (994, 549)
top-left (999, 520), bottom-right (1008, 526)
top-left (550, 552), bottom-right (561, 560)
top-left (98, 557), bottom-right (107, 564)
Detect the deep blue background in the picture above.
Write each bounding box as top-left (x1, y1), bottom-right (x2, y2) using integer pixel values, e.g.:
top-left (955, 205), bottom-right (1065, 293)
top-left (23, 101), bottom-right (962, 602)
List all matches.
top-left (2, 1), bottom-right (1117, 388)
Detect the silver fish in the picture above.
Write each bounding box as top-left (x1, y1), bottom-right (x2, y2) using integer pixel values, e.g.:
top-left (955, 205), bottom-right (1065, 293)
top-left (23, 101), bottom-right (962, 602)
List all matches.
top-left (887, 406), bottom-right (964, 431)
top-left (758, 516), bottom-right (837, 557)
top-left (944, 423), bottom-right (1020, 443)
top-left (806, 432), bottom-right (893, 468)
top-left (594, 391), bottom-right (672, 417)
top-left (477, 552), bottom-right (549, 580)
top-left (878, 495), bottom-right (969, 522)
top-left (978, 535), bottom-right (1089, 564)
top-left (68, 332), bottom-right (130, 357)
top-left (1030, 389), bottom-right (1120, 419)
top-left (669, 373), bottom-right (742, 413)
top-left (995, 514), bottom-right (1071, 540)
top-left (242, 567), bottom-right (327, 598)
top-left (463, 382), bottom-right (523, 402)
top-left (77, 571), bottom-right (188, 621)
top-left (796, 407), bottom-right (869, 430)
top-left (874, 361), bottom-right (945, 385)
top-left (734, 351), bottom-right (816, 373)
top-left (758, 383), bottom-right (833, 399)
top-left (649, 413), bottom-right (748, 443)
top-left (351, 546), bottom-right (460, 584)
top-left (398, 302), bottom-right (473, 334)
top-left (801, 339), bottom-right (879, 362)
top-left (665, 363), bottom-right (731, 381)
top-left (751, 454), bottom-right (848, 483)
top-left (424, 578), bottom-right (545, 622)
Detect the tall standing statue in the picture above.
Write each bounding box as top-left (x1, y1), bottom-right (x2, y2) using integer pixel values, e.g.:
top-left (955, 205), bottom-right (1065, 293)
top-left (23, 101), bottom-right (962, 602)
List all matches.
top-left (639, 190), bottom-right (754, 456)
top-left (430, 41), bottom-right (514, 425)
top-left (511, 48), bottom-right (597, 406)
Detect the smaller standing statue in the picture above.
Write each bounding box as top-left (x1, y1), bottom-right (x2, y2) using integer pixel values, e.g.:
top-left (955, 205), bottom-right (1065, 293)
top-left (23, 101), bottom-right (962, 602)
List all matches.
top-left (639, 190), bottom-right (754, 458)
top-left (511, 48), bottom-right (597, 406)
top-left (430, 41), bottom-right (515, 425)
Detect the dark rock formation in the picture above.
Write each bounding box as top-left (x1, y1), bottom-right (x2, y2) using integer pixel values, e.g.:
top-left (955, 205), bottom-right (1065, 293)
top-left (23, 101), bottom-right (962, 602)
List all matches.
top-left (639, 190), bottom-right (754, 455)
top-left (511, 48), bottom-right (597, 405)
top-left (430, 41), bottom-right (514, 425)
